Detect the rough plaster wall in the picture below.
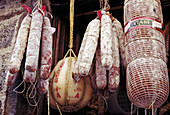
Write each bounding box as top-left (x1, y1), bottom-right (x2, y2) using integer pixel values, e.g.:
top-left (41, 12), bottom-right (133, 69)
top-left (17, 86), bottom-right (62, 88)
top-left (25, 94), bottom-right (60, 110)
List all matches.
top-left (0, 0), bottom-right (24, 114)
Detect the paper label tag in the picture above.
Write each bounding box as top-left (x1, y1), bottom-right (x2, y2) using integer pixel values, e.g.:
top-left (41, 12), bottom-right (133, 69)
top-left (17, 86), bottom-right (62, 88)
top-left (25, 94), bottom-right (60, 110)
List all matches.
top-left (124, 17), bottom-right (163, 35)
top-left (152, 21), bottom-right (162, 29)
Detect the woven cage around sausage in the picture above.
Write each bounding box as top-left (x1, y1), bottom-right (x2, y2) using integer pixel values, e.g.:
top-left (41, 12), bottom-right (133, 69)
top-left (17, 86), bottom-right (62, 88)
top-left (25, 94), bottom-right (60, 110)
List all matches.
top-left (124, 0), bottom-right (169, 109)
top-left (124, 0), bottom-right (163, 24)
top-left (126, 57), bottom-right (169, 108)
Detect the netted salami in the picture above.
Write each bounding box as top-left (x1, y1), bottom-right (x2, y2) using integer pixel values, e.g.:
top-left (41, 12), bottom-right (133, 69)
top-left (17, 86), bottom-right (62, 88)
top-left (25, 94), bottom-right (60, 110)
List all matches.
top-left (24, 9), bottom-right (43, 83)
top-left (6, 14), bottom-right (31, 86)
top-left (124, 0), bottom-right (169, 109)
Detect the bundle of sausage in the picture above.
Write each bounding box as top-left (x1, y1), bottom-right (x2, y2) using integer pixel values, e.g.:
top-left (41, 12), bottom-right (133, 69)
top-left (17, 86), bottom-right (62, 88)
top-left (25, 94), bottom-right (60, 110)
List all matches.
top-left (72, 18), bottom-right (100, 81)
top-left (24, 8), bottom-right (44, 83)
top-left (6, 5), bottom-right (54, 96)
top-left (124, 0), bottom-right (169, 109)
top-left (38, 15), bottom-right (53, 94)
top-left (73, 11), bottom-right (124, 92)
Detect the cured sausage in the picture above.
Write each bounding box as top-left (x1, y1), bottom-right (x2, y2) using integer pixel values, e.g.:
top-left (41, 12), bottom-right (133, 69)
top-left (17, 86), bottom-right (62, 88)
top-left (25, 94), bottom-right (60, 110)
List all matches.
top-left (40, 16), bottom-right (52, 80)
top-left (95, 44), bottom-right (107, 89)
top-left (72, 22), bottom-right (89, 81)
top-left (79, 19), bottom-right (100, 76)
top-left (108, 23), bottom-right (120, 92)
top-left (124, 0), bottom-right (169, 109)
top-left (100, 14), bottom-right (113, 70)
top-left (73, 18), bottom-right (100, 79)
top-left (24, 9), bottom-right (43, 83)
top-left (38, 78), bottom-right (49, 94)
top-left (6, 14), bottom-right (31, 86)
top-left (112, 18), bottom-right (125, 67)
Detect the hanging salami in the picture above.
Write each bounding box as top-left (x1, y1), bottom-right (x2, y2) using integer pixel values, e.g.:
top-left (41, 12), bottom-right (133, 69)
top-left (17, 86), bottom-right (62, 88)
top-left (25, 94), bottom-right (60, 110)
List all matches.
top-left (24, 9), bottom-right (43, 83)
top-left (79, 19), bottom-right (100, 76)
top-left (40, 16), bottom-right (52, 80)
top-left (112, 18), bottom-right (125, 67)
top-left (6, 13), bottom-right (32, 86)
top-left (108, 20), bottom-right (120, 92)
top-left (95, 44), bottom-right (107, 89)
top-left (73, 18), bottom-right (100, 79)
top-left (124, 0), bottom-right (169, 109)
top-left (100, 14), bottom-right (113, 70)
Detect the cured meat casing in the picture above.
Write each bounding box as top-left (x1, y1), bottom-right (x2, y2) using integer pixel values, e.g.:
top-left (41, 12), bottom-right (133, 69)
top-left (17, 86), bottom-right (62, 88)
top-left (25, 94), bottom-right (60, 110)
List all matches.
top-left (79, 19), bottom-right (100, 76)
top-left (73, 19), bottom-right (100, 79)
top-left (39, 78), bottom-right (49, 94)
top-left (124, 0), bottom-right (169, 109)
top-left (40, 16), bottom-right (52, 80)
top-left (108, 22), bottom-right (120, 92)
top-left (100, 14), bottom-right (113, 70)
top-left (24, 9), bottom-right (43, 83)
top-left (112, 19), bottom-right (125, 67)
top-left (38, 16), bottom-right (53, 94)
top-left (95, 44), bottom-right (107, 89)
top-left (6, 14), bottom-right (31, 86)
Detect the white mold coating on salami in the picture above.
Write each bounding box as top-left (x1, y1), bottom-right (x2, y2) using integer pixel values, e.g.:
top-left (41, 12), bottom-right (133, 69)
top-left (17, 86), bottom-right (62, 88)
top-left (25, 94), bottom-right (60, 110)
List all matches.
top-left (39, 78), bottom-right (49, 94)
top-left (95, 44), bottom-right (107, 89)
top-left (108, 25), bottom-right (120, 92)
top-left (72, 20), bottom-right (91, 79)
top-left (6, 14), bottom-right (31, 86)
top-left (24, 9), bottom-right (43, 83)
top-left (40, 16), bottom-right (52, 80)
top-left (79, 19), bottom-right (100, 76)
top-left (112, 19), bottom-right (125, 67)
top-left (100, 14), bottom-right (113, 70)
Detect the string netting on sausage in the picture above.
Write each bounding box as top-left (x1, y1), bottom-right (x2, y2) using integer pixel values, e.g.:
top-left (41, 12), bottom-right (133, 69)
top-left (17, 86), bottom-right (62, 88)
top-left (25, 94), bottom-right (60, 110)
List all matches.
top-left (124, 0), bottom-right (169, 109)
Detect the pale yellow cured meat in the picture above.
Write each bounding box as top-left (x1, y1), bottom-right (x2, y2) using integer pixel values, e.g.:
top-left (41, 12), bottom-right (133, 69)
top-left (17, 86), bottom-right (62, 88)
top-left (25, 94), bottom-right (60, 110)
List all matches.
top-left (100, 14), bottom-right (113, 70)
top-left (24, 9), bottom-right (43, 83)
top-left (6, 14), bottom-right (31, 86)
top-left (49, 57), bottom-right (93, 112)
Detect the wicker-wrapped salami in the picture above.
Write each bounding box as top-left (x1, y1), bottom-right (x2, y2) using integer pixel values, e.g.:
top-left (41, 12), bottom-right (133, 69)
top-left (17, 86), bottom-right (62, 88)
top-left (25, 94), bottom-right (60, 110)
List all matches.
top-left (124, 0), bottom-right (169, 109)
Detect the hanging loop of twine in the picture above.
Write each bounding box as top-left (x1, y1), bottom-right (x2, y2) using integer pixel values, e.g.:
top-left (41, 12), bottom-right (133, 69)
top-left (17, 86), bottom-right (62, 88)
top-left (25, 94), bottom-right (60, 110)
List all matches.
top-left (69, 0), bottom-right (75, 49)
top-left (32, 0), bottom-right (43, 12)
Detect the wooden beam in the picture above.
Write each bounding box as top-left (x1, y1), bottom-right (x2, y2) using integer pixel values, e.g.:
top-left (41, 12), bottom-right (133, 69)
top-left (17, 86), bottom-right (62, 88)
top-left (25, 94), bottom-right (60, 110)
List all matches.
top-left (74, 5), bottom-right (123, 17)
